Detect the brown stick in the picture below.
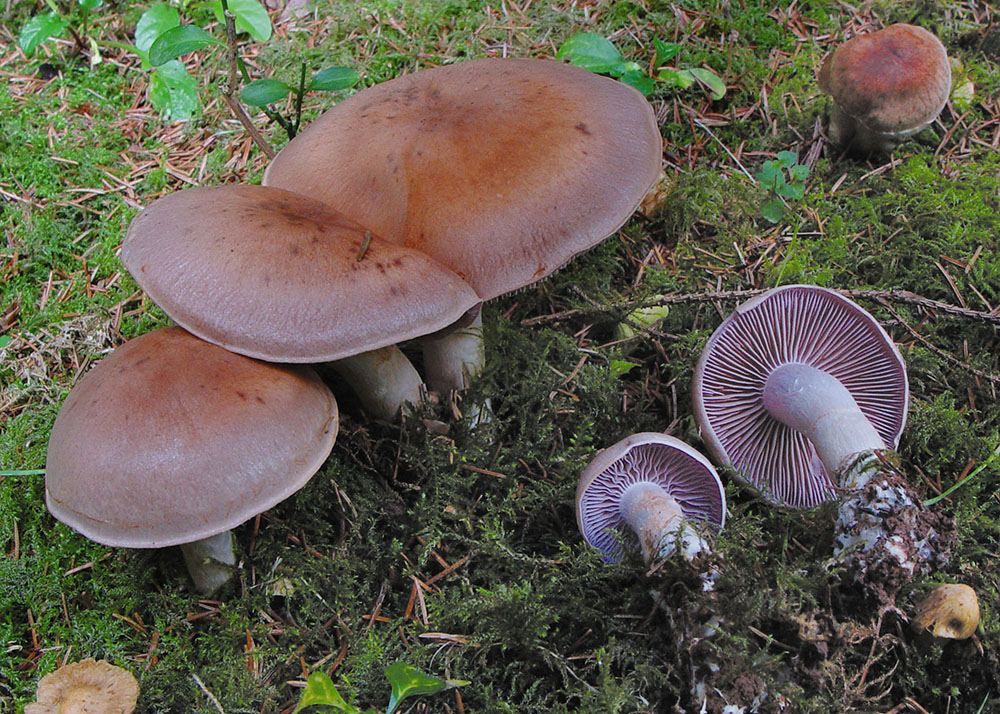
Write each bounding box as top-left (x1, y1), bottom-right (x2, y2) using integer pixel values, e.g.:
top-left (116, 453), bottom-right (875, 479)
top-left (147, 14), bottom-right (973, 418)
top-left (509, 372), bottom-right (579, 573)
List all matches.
top-left (219, 8), bottom-right (276, 160)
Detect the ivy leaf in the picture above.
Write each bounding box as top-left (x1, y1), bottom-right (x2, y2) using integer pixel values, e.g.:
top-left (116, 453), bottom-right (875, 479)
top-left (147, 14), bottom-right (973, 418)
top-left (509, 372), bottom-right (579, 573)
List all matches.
top-left (148, 60), bottom-right (199, 121)
top-left (149, 24), bottom-right (224, 67)
top-left (787, 164), bottom-right (810, 183)
top-left (556, 33), bottom-right (626, 74)
top-left (688, 67), bottom-right (726, 100)
top-left (292, 672), bottom-right (360, 714)
top-left (775, 150), bottom-right (798, 166)
top-left (384, 663), bottom-right (468, 714)
top-left (776, 182), bottom-right (805, 200)
top-left (309, 66), bottom-right (360, 92)
top-left (18, 12), bottom-right (69, 56)
top-left (209, 0), bottom-right (273, 42)
top-left (135, 4), bottom-right (180, 55)
top-left (241, 78), bottom-right (292, 105)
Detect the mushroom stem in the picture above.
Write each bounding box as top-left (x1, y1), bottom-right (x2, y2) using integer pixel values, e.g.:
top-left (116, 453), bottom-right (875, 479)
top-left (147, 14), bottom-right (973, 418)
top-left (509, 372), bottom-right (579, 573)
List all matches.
top-left (179, 531), bottom-right (236, 594)
top-left (762, 363), bottom-right (886, 476)
top-left (619, 482), bottom-right (707, 562)
top-left (422, 312), bottom-right (486, 394)
top-left (331, 345), bottom-right (424, 421)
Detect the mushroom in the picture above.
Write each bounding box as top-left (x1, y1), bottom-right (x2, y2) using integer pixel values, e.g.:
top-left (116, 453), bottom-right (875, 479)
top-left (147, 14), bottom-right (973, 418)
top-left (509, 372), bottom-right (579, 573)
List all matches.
top-left (693, 285), bottom-right (947, 588)
top-left (263, 57), bottom-right (663, 396)
top-left (913, 583), bottom-right (980, 640)
top-left (818, 23), bottom-right (951, 154)
top-left (25, 658), bottom-right (139, 714)
top-left (45, 327), bottom-right (338, 593)
top-left (121, 185), bottom-right (481, 420)
top-left (576, 433), bottom-right (726, 564)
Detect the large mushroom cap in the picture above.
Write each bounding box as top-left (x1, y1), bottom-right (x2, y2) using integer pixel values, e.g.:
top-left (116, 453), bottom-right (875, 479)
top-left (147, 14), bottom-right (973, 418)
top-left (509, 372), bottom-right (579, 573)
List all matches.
top-left (121, 185), bottom-right (481, 362)
top-left (24, 658), bottom-right (139, 714)
top-left (818, 23), bottom-right (951, 136)
top-left (692, 285), bottom-right (908, 509)
top-left (576, 433), bottom-right (726, 563)
top-left (45, 327), bottom-right (339, 548)
top-left (263, 57), bottom-right (663, 300)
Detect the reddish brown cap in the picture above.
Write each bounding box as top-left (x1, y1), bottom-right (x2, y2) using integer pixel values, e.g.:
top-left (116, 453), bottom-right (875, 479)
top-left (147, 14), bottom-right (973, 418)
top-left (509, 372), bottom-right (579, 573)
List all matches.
top-left (692, 285), bottom-right (908, 508)
top-left (818, 23), bottom-right (951, 136)
top-left (121, 185), bottom-right (480, 362)
top-left (263, 58), bottom-right (663, 300)
top-left (576, 433), bottom-right (726, 563)
top-left (45, 327), bottom-right (338, 548)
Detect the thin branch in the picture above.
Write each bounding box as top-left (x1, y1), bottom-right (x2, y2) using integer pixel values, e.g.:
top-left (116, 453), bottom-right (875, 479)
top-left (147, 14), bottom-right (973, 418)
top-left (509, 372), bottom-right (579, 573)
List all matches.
top-left (218, 5), bottom-right (276, 160)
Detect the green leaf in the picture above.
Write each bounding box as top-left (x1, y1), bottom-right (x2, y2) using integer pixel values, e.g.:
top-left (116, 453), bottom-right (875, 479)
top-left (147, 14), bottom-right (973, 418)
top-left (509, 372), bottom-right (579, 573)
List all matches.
top-left (555, 33), bottom-right (626, 74)
top-left (617, 68), bottom-right (655, 97)
top-left (761, 197), bottom-right (785, 223)
top-left (19, 12), bottom-right (69, 56)
top-left (688, 67), bottom-right (726, 100)
top-left (608, 359), bottom-right (640, 378)
top-left (292, 672), bottom-right (360, 714)
top-left (653, 39), bottom-right (680, 65)
top-left (656, 67), bottom-right (695, 90)
top-left (135, 4), bottom-right (180, 55)
top-left (787, 164), bottom-right (809, 183)
top-left (148, 60), bottom-right (200, 121)
top-left (776, 182), bottom-right (804, 200)
top-left (210, 0), bottom-right (273, 42)
top-left (79, 0), bottom-right (104, 11)
top-left (241, 78), bottom-right (292, 105)
top-left (309, 66), bottom-right (360, 92)
top-left (755, 160), bottom-right (781, 188)
top-left (775, 150), bottom-right (798, 167)
top-left (384, 663), bottom-right (468, 714)
top-left (149, 24), bottom-right (224, 67)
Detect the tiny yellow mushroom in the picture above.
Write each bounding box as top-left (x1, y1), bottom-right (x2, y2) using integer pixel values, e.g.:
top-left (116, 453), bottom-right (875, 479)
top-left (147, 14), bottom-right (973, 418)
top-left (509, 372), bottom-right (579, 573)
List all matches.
top-left (913, 583), bottom-right (980, 640)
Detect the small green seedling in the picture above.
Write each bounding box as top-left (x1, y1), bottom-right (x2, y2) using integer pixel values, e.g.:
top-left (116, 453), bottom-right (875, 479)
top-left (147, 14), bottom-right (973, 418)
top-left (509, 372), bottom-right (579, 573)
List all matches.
top-left (292, 662), bottom-right (468, 714)
top-left (18, 0), bottom-right (105, 66)
top-left (555, 33), bottom-right (725, 100)
top-left (755, 150), bottom-right (809, 223)
top-left (240, 64), bottom-right (360, 139)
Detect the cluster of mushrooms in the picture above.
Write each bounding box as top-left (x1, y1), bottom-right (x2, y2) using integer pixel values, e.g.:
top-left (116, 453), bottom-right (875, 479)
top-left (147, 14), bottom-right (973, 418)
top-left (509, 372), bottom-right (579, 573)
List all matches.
top-left (38, 20), bottom-right (977, 712)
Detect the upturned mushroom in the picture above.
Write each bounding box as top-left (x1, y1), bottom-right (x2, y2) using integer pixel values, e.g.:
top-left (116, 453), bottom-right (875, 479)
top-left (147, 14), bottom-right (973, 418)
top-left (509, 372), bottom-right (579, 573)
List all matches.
top-left (818, 23), bottom-right (951, 154)
top-left (25, 658), bottom-right (139, 714)
top-left (693, 285), bottom-right (947, 589)
top-left (45, 327), bottom-right (338, 593)
top-left (576, 433), bottom-right (726, 564)
top-left (263, 57), bottom-right (663, 396)
top-left (121, 184), bottom-right (481, 420)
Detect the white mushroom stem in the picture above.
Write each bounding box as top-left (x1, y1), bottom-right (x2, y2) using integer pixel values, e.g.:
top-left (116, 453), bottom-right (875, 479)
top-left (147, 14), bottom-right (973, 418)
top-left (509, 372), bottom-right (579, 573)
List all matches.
top-left (620, 482), bottom-right (708, 563)
top-left (331, 345), bottom-right (424, 421)
top-left (422, 312), bottom-right (486, 394)
top-left (762, 363), bottom-right (886, 476)
top-left (179, 531), bottom-right (236, 594)
top-left (762, 363), bottom-right (941, 582)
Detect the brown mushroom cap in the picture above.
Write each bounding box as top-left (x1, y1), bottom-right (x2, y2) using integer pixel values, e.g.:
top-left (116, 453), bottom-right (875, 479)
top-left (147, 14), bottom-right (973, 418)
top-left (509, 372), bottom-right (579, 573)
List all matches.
top-left (913, 583), bottom-right (980, 640)
top-left (263, 58), bottom-right (663, 300)
top-left (818, 23), bottom-right (951, 135)
top-left (24, 658), bottom-right (139, 714)
top-left (121, 185), bottom-right (481, 363)
top-left (45, 327), bottom-right (338, 548)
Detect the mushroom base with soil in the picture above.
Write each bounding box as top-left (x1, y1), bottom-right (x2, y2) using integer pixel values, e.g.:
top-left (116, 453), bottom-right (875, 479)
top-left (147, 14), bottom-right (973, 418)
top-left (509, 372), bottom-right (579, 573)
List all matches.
top-left (179, 531), bottom-right (238, 595)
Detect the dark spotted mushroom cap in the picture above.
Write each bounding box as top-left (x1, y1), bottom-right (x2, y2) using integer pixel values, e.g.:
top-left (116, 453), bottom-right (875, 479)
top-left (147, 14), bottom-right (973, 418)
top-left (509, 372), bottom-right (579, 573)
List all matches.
top-left (45, 327), bottom-right (338, 548)
top-left (818, 23), bottom-right (951, 136)
top-left (576, 433), bottom-right (726, 563)
top-left (263, 58), bottom-right (663, 300)
top-left (692, 285), bottom-right (908, 509)
top-left (121, 185), bottom-right (481, 362)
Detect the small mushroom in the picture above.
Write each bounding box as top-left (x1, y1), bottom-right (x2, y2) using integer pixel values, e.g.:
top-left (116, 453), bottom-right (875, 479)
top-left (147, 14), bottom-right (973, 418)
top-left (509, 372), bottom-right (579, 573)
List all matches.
top-left (121, 185), bottom-right (481, 420)
top-left (45, 327), bottom-right (338, 593)
top-left (693, 285), bottom-right (946, 588)
top-left (913, 583), bottom-right (980, 640)
top-left (263, 58), bottom-right (663, 397)
top-left (24, 658), bottom-right (139, 714)
top-left (818, 23), bottom-right (951, 154)
top-left (576, 433), bottom-right (726, 564)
